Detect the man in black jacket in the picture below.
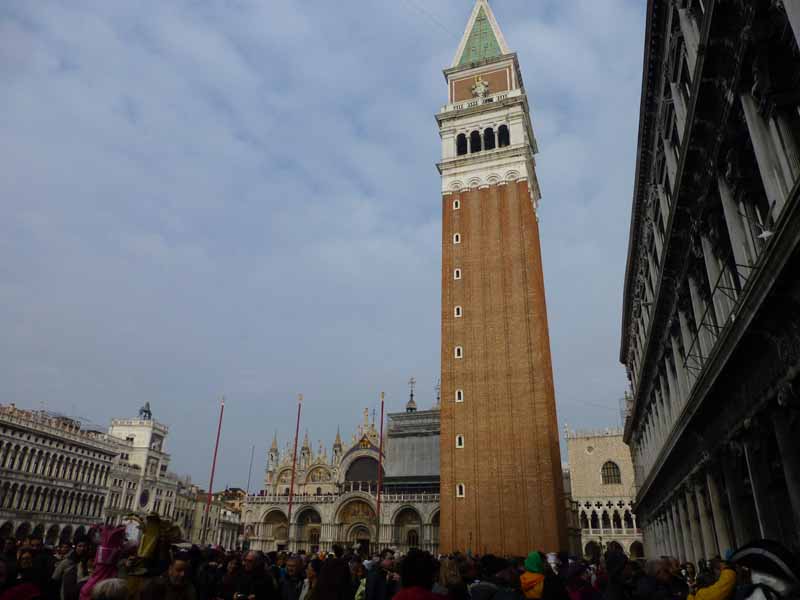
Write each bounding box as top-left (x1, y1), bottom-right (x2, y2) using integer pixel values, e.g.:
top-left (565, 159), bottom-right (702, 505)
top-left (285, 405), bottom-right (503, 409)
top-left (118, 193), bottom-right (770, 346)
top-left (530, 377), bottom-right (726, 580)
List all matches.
top-left (366, 550), bottom-right (399, 600)
top-left (280, 556), bottom-right (305, 600)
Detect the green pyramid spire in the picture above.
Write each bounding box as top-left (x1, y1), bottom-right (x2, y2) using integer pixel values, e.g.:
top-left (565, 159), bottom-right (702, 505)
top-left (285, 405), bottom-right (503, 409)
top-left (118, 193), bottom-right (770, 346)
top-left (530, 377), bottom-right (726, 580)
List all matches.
top-left (458, 6), bottom-right (503, 66)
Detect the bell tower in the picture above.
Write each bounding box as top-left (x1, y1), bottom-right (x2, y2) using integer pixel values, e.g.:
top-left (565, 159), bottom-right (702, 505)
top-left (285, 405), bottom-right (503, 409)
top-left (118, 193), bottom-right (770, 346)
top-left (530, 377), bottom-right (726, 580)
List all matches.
top-left (436, 0), bottom-right (567, 555)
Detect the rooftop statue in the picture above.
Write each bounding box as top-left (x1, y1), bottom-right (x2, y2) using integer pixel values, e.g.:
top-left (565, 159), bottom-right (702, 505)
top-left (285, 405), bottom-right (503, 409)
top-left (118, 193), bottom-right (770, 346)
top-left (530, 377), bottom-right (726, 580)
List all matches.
top-left (139, 402), bottom-right (152, 421)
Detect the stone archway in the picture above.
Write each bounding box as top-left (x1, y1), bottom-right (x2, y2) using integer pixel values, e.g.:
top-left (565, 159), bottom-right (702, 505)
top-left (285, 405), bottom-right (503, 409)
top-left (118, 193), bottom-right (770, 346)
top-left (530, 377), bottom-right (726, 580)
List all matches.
top-left (0, 522), bottom-right (12, 540)
top-left (45, 525), bottom-right (60, 546)
top-left (584, 541), bottom-right (600, 561)
top-left (347, 524), bottom-right (371, 556)
top-left (607, 540), bottom-right (624, 555)
top-left (263, 510), bottom-right (289, 551)
top-left (630, 541), bottom-right (644, 559)
top-left (393, 507), bottom-right (422, 548)
top-left (60, 526), bottom-right (73, 544)
top-left (336, 498), bottom-right (375, 553)
top-left (15, 522), bottom-right (31, 540)
top-left (296, 507), bottom-right (322, 553)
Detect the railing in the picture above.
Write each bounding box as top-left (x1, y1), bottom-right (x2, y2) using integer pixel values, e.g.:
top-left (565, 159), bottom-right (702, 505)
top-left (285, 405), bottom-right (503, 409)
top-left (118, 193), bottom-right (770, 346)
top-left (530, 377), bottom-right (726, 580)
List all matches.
top-left (246, 484), bottom-right (440, 506)
top-left (440, 89), bottom-right (520, 113)
top-left (582, 528), bottom-right (640, 536)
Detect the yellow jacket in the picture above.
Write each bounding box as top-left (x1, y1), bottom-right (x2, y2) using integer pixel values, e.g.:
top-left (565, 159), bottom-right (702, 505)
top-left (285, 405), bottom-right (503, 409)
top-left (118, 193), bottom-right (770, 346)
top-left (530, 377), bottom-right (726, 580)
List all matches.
top-left (520, 572), bottom-right (545, 599)
top-left (688, 569), bottom-right (736, 600)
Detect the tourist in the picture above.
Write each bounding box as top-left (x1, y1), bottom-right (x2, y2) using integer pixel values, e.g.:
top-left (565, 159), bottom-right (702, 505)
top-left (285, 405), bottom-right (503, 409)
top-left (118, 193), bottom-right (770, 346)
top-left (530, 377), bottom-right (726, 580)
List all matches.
top-left (521, 552), bottom-right (546, 599)
top-left (600, 551), bottom-right (632, 600)
top-left (281, 556), bottom-right (305, 600)
top-left (392, 549), bottom-right (440, 600)
top-left (140, 554), bottom-right (197, 600)
top-left (563, 562), bottom-right (599, 600)
top-left (366, 550), bottom-right (399, 600)
top-left (53, 535), bottom-right (91, 600)
top-left (686, 559), bottom-right (735, 600)
top-left (89, 578), bottom-right (128, 600)
top-left (234, 551), bottom-right (277, 600)
top-left (316, 553), bottom-right (354, 600)
top-left (300, 558), bottom-right (323, 600)
top-left (218, 556), bottom-right (242, 600)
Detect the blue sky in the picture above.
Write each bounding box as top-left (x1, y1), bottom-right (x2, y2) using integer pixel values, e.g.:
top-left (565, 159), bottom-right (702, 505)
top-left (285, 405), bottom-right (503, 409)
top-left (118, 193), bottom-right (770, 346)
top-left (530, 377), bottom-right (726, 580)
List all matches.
top-left (0, 0), bottom-right (644, 488)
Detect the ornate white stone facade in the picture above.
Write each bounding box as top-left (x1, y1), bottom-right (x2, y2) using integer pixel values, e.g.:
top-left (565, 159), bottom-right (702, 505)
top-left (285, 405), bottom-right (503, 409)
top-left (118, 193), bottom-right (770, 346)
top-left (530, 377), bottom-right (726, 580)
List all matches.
top-left (243, 406), bottom-right (440, 555)
top-left (564, 428), bottom-right (643, 559)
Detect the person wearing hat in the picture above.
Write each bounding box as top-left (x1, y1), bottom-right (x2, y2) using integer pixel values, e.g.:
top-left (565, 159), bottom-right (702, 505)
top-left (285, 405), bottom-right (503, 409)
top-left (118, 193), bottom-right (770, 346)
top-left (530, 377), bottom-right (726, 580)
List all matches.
top-left (520, 552), bottom-right (546, 599)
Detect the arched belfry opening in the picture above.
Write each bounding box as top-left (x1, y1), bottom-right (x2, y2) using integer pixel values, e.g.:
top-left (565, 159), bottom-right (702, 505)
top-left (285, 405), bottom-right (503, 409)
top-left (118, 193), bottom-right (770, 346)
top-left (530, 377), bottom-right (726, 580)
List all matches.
top-left (498, 125), bottom-right (510, 147)
top-left (470, 131), bottom-right (482, 153)
top-left (456, 134), bottom-right (468, 156)
top-left (484, 128), bottom-right (496, 150)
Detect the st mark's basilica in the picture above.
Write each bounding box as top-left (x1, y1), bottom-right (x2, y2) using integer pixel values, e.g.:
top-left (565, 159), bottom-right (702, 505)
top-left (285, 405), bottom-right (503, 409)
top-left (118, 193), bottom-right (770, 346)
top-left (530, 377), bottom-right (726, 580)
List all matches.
top-left (242, 393), bottom-right (441, 555)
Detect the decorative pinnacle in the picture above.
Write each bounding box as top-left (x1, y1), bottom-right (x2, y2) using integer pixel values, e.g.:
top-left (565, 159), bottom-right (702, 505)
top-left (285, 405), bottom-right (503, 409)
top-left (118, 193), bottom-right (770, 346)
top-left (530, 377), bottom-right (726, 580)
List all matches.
top-left (270, 431), bottom-right (278, 451)
top-left (334, 426), bottom-right (342, 447)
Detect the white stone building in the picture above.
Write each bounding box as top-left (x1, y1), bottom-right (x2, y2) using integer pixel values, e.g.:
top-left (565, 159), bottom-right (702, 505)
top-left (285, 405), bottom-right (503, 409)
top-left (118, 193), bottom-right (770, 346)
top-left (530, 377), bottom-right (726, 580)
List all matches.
top-left (564, 427), bottom-right (643, 559)
top-left (0, 405), bottom-right (117, 544)
top-left (104, 415), bottom-right (180, 527)
top-left (243, 401), bottom-right (440, 555)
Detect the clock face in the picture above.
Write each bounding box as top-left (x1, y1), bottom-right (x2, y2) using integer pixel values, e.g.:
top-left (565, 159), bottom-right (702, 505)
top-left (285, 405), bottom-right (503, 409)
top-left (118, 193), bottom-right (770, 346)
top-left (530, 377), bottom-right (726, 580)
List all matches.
top-left (139, 490), bottom-right (150, 508)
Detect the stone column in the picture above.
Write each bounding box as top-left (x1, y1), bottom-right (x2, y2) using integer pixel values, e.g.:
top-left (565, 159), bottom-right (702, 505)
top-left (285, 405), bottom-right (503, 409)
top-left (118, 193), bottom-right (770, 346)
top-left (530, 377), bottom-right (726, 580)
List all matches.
top-left (688, 275), bottom-right (715, 358)
top-left (676, 496), bottom-right (695, 564)
top-left (706, 469), bottom-right (733, 557)
top-left (741, 93), bottom-right (787, 215)
top-left (743, 437), bottom-right (781, 540)
top-left (771, 405), bottom-right (800, 540)
top-left (785, 0), bottom-right (800, 49)
top-left (717, 175), bottom-right (753, 276)
top-left (677, 309), bottom-right (698, 387)
top-left (720, 448), bottom-right (751, 548)
top-left (666, 505), bottom-right (679, 559)
top-left (677, 8), bottom-right (700, 71)
top-left (670, 82), bottom-right (688, 136)
top-left (694, 482), bottom-right (717, 560)
top-left (700, 234), bottom-right (733, 326)
top-left (667, 342), bottom-right (688, 409)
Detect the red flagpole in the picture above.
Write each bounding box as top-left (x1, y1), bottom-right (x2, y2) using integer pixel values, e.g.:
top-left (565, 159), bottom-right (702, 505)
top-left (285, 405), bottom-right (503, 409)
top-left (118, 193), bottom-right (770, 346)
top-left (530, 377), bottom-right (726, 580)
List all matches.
top-left (203, 396), bottom-right (225, 544)
top-left (375, 392), bottom-right (385, 550)
top-left (287, 394), bottom-right (303, 531)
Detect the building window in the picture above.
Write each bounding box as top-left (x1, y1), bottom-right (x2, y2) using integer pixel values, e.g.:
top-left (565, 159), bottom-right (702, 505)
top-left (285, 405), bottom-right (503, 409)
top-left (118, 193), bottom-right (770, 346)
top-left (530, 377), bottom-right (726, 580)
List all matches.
top-left (453, 199), bottom-right (461, 210)
top-left (456, 483), bottom-right (465, 498)
top-left (456, 134), bottom-right (468, 156)
top-left (407, 530), bottom-right (419, 547)
top-left (455, 435), bottom-right (465, 448)
top-left (484, 128), bottom-right (496, 151)
top-left (469, 130), bottom-right (482, 153)
top-left (454, 268), bottom-right (462, 280)
top-left (454, 346), bottom-right (463, 359)
top-left (455, 389), bottom-right (464, 403)
top-left (453, 233), bottom-right (461, 244)
top-left (454, 306), bottom-right (462, 318)
top-left (498, 125), bottom-right (510, 147)
top-left (601, 461), bottom-right (622, 485)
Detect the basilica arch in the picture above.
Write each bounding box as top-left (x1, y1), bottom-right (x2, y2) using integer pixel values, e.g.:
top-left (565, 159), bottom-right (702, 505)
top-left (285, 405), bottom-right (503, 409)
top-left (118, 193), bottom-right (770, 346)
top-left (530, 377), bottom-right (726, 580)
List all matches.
top-left (392, 506), bottom-right (422, 548)
top-left (295, 507), bottom-right (322, 552)
top-left (335, 497), bottom-right (375, 554)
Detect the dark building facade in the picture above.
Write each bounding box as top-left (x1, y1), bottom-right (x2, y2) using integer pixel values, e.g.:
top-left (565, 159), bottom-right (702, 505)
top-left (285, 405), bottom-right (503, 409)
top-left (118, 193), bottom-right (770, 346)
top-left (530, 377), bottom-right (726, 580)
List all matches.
top-left (621, 0), bottom-right (800, 560)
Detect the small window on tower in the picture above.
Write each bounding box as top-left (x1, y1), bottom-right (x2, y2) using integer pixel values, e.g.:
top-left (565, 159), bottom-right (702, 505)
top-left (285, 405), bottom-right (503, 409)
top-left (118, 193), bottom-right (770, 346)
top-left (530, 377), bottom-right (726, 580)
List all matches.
top-left (454, 346), bottom-right (463, 359)
top-left (453, 199), bottom-right (461, 210)
top-left (456, 435), bottom-right (465, 448)
top-left (456, 134), bottom-right (468, 156)
top-left (484, 128), bottom-right (496, 151)
top-left (454, 306), bottom-right (462, 318)
top-left (470, 130), bottom-right (482, 153)
top-left (455, 389), bottom-right (464, 403)
top-left (454, 268), bottom-right (462, 280)
top-left (498, 125), bottom-right (510, 147)
top-left (456, 483), bottom-right (466, 498)
top-left (453, 233), bottom-right (461, 244)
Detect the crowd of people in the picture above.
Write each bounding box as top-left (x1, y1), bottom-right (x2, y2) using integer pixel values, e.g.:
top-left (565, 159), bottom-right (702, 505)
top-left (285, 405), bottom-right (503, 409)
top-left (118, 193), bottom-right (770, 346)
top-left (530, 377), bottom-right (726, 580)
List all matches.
top-left (0, 528), bottom-right (797, 600)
